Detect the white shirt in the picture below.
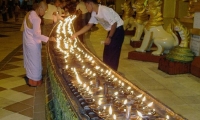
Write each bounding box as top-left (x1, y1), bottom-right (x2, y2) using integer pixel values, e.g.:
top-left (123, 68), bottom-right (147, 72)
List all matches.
top-left (89, 5), bottom-right (123, 31)
top-left (76, 1), bottom-right (88, 14)
top-left (43, 4), bottom-right (60, 20)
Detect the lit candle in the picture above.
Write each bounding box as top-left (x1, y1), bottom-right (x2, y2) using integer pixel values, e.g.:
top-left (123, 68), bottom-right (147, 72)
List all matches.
top-left (113, 114), bottom-right (116, 120)
top-left (114, 91), bottom-right (118, 95)
top-left (90, 81), bottom-right (93, 85)
top-left (126, 104), bottom-right (132, 119)
top-left (147, 102), bottom-right (153, 107)
top-left (130, 91), bottom-right (134, 95)
top-left (109, 105), bottom-right (112, 116)
top-left (103, 106), bottom-right (106, 111)
top-left (124, 99), bottom-right (127, 105)
top-left (99, 86), bottom-right (103, 91)
top-left (98, 99), bottom-right (102, 106)
top-left (137, 111), bottom-right (143, 120)
top-left (141, 96), bottom-right (146, 104)
top-left (166, 115), bottom-right (170, 120)
top-left (136, 94), bottom-right (143, 98)
top-left (65, 65), bottom-right (68, 69)
top-left (83, 83), bottom-right (86, 88)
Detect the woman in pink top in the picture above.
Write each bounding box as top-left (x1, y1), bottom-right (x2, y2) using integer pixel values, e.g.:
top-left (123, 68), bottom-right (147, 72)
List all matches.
top-left (22, 1), bottom-right (55, 87)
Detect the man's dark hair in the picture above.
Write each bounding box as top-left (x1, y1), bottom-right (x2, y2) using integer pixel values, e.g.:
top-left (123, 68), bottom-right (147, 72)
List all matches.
top-left (83, 0), bottom-right (98, 4)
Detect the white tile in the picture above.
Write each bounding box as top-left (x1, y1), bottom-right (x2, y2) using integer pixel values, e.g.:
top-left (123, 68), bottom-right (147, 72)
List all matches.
top-left (0, 97), bottom-right (16, 108)
top-left (0, 109), bottom-right (15, 119)
top-left (0, 113), bottom-right (32, 120)
top-left (1, 68), bottom-right (25, 77)
top-left (0, 90), bottom-right (32, 102)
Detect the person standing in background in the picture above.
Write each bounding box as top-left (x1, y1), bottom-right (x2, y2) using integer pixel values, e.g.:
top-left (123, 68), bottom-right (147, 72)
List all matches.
top-left (24, 0), bottom-right (28, 11)
top-left (21, 1), bottom-right (55, 87)
top-left (71, 0), bottom-right (124, 71)
top-left (1, 0), bottom-right (8, 22)
top-left (14, 2), bottom-right (20, 21)
top-left (7, 0), bottom-right (14, 19)
top-left (27, 0), bottom-right (33, 11)
top-left (76, 0), bottom-right (90, 27)
top-left (42, 0), bottom-right (66, 36)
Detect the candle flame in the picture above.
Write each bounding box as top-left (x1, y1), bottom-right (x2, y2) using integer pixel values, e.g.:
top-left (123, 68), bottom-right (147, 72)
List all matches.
top-left (99, 86), bottom-right (103, 90)
top-left (90, 81), bottom-right (93, 85)
top-left (93, 73), bottom-right (96, 77)
top-left (108, 70), bottom-right (111, 75)
top-left (137, 111), bottom-right (143, 117)
top-left (137, 94), bottom-right (143, 98)
top-left (124, 99), bottom-right (127, 104)
top-left (98, 100), bottom-right (102, 106)
top-left (82, 66), bottom-right (85, 69)
top-left (142, 96), bottom-right (146, 102)
top-left (111, 75), bottom-right (114, 78)
top-left (83, 83), bottom-right (86, 88)
top-left (114, 92), bottom-right (118, 96)
top-left (113, 114), bottom-right (116, 119)
top-left (86, 86), bottom-right (90, 91)
top-left (130, 91), bottom-right (134, 94)
top-left (95, 66), bottom-right (100, 70)
top-left (147, 102), bottom-right (153, 107)
top-left (166, 115), bottom-right (170, 119)
top-left (109, 105), bottom-right (112, 115)
top-left (65, 65), bottom-right (68, 69)
top-left (113, 78), bottom-right (117, 81)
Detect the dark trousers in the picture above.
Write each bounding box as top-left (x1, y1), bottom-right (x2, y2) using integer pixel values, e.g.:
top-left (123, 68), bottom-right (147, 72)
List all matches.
top-left (2, 13), bottom-right (7, 21)
top-left (103, 26), bottom-right (124, 71)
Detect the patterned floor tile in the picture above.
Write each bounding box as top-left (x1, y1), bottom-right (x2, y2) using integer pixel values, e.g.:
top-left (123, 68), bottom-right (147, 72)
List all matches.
top-left (0, 68), bottom-right (25, 77)
top-left (9, 61), bottom-right (24, 67)
top-left (0, 64), bottom-right (20, 71)
top-left (0, 87), bottom-right (6, 92)
top-left (9, 57), bottom-right (23, 62)
top-left (19, 97), bottom-right (34, 106)
top-left (13, 51), bottom-right (23, 56)
top-left (12, 85), bottom-right (35, 93)
top-left (12, 55), bottom-right (23, 59)
top-left (0, 98), bottom-right (16, 108)
top-left (3, 102), bottom-right (32, 113)
top-left (0, 73), bottom-right (13, 80)
top-left (19, 107), bottom-right (33, 118)
top-left (0, 78), bottom-right (26, 89)
top-left (23, 89), bottom-right (36, 96)
top-left (18, 74), bottom-right (26, 78)
top-left (0, 77), bottom-right (24, 84)
top-left (0, 113), bottom-right (32, 120)
top-left (0, 90), bottom-right (32, 102)
top-left (12, 85), bottom-right (36, 96)
top-left (0, 109), bottom-right (15, 119)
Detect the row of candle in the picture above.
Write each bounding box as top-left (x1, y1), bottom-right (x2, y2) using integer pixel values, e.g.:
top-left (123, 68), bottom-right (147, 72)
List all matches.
top-left (52, 16), bottom-right (172, 120)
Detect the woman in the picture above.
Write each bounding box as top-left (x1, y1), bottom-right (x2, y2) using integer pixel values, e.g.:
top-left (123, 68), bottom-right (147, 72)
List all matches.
top-left (21, 1), bottom-right (55, 87)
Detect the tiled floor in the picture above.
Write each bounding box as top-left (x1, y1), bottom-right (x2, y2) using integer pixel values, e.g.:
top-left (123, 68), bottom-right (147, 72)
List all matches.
top-left (0, 13), bottom-right (45, 120)
top-left (0, 12), bottom-right (200, 120)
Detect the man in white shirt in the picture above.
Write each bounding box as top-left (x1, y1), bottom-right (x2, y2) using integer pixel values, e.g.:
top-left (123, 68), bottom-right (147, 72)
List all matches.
top-left (71, 0), bottom-right (124, 71)
top-left (42, 0), bottom-right (65, 36)
top-left (76, 0), bottom-right (90, 27)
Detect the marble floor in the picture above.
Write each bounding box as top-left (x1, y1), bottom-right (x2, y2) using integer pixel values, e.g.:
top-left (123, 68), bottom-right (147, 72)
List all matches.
top-left (0, 13), bottom-right (200, 120)
top-left (0, 13), bottom-right (45, 120)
